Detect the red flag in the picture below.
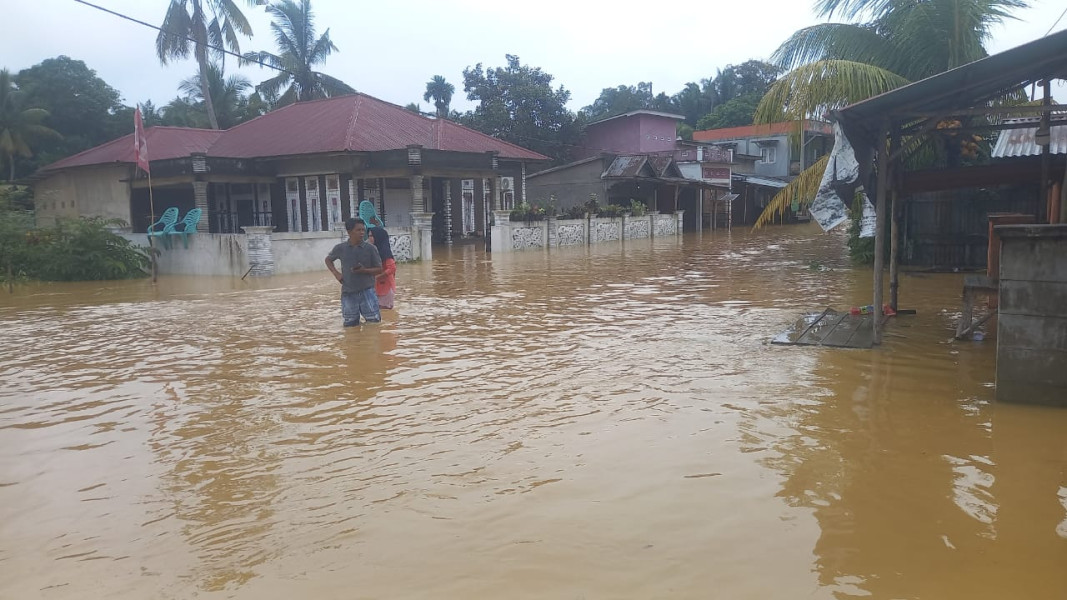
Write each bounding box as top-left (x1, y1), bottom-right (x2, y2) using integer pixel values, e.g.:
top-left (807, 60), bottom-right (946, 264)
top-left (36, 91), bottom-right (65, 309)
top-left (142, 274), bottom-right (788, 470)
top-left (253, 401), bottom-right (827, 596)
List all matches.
top-left (134, 107), bottom-right (150, 174)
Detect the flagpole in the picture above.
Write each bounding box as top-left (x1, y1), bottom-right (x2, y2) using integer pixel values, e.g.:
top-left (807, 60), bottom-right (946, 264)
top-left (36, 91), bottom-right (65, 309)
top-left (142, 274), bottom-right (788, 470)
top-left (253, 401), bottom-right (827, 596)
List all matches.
top-left (148, 169), bottom-right (157, 283)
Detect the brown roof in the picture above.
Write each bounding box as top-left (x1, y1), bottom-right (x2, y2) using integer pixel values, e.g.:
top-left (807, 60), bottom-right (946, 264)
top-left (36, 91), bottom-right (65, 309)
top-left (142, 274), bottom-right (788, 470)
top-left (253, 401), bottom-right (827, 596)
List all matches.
top-left (39, 93), bottom-right (548, 174)
top-left (41, 127), bottom-right (223, 172)
top-left (206, 93), bottom-right (549, 160)
top-left (693, 120), bottom-right (832, 142)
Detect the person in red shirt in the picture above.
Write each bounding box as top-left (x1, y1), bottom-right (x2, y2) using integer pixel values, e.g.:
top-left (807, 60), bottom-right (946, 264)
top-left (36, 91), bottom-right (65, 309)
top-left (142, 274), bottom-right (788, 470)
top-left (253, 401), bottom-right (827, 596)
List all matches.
top-left (368, 226), bottom-right (396, 310)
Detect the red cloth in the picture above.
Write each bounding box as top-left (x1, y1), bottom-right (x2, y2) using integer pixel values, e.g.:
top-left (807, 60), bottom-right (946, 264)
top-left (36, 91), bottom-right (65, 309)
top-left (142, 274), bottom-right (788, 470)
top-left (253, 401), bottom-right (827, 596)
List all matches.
top-left (375, 257), bottom-right (396, 296)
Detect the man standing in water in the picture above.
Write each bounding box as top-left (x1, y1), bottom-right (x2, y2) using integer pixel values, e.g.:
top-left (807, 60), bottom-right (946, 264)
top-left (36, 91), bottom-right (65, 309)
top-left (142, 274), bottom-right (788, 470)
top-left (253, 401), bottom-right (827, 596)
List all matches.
top-left (326, 218), bottom-right (383, 326)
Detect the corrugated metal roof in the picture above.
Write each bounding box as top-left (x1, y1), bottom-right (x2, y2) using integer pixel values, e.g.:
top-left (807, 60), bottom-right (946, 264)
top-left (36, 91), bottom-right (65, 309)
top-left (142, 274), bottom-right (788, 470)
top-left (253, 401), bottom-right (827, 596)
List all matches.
top-left (734, 174), bottom-right (789, 188)
top-left (208, 93), bottom-right (548, 160)
top-left (990, 118), bottom-right (1067, 157)
top-left (602, 155), bottom-right (652, 178)
top-left (40, 127), bottom-right (222, 172)
top-left (39, 93), bottom-right (549, 174)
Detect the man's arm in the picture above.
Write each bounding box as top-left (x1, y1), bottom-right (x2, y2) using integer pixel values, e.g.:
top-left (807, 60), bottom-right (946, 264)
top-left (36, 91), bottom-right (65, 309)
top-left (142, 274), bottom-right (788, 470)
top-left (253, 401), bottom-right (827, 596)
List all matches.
top-left (325, 256), bottom-right (343, 282)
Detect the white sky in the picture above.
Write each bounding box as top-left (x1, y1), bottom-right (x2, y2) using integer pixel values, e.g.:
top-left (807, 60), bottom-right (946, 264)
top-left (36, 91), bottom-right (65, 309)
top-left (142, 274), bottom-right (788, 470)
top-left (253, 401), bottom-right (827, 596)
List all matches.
top-left (4, 0), bottom-right (1067, 115)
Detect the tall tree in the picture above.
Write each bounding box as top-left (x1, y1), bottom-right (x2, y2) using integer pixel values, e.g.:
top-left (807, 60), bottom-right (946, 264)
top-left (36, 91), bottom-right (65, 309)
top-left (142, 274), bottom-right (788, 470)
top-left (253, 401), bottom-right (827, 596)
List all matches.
top-left (243, 0), bottom-right (355, 106)
top-left (423, 75), bottom-right (455, 118)
top-left (0, 70), bottom-right (60, 181)
top-left (15, 56), bottom-right (125, 166)
top-left (582, 82), bottom-right (656, 121)
top-left (752, 0), bottom-right (1029, 226)
top-left (178, 63), bottom-right (254, 129)
top-left (156, 0), bottom-right (257, 130)
top-left (459, 54), bottom-right (580, 164)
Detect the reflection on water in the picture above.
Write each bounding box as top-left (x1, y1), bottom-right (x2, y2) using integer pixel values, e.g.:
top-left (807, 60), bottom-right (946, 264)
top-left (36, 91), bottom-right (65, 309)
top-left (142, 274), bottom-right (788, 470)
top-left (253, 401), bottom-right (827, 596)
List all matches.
top-left (1, 224), bottom-right (1065, 599)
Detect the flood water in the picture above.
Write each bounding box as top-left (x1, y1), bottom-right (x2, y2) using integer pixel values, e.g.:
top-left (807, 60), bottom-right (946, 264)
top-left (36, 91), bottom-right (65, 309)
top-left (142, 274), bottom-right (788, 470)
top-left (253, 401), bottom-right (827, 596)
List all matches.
top-left (1, 224), bottom-right (1065, 599)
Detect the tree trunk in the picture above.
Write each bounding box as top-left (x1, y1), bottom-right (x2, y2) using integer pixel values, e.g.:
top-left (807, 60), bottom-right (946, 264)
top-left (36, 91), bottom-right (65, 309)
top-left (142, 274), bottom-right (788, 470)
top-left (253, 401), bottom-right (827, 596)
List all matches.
top-left (198, 56), bottom-right (220, 130)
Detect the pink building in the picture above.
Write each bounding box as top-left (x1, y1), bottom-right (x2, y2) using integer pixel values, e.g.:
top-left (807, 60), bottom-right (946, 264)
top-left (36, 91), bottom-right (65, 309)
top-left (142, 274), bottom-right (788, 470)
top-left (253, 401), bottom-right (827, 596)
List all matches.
top-left (574, 110), bottom-right (685, 159)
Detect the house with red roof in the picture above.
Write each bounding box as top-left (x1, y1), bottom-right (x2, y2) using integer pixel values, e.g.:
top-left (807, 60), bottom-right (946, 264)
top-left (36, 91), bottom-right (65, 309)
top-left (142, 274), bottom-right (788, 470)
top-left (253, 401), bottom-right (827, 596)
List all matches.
top-left (31, 93), bottom-right (549, 273)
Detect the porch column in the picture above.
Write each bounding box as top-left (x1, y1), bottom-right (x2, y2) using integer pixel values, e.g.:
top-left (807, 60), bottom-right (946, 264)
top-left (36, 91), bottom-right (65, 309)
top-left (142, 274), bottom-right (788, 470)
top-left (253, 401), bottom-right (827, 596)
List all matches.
top-left (872, 120), bottom-right (890, 344)
top-left (242, 226), bottom-right (275, 276)
top-left (491, 209), bottom-right (512, 254)
top-left (409, 174), bottom-right (432, 261)
top-left (193, 181), bottom-right (209, 233)
top-left (443, 179), bottom-right (453, 246)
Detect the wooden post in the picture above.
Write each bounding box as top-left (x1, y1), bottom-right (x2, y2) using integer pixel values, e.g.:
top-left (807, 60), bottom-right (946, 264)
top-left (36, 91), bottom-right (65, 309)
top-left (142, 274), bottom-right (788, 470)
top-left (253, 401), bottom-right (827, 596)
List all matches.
top-left (888, 128), bottom-right (901, 311)
top-left (1041, 80), bottom-right (1051, 222)
top-left (872, 120), bottom-right (890, 344)
top-left (889, 188), bottom-right (900, 310)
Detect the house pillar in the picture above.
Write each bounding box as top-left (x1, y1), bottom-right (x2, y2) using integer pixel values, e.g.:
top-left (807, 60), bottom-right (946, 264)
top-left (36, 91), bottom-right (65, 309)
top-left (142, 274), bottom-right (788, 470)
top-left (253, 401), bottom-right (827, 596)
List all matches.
top-left (193, 181), bottom-right (209, 233)
top-left (242, 226), bottom-right (275, 276)
top-left (443, 179), bottom-right (453, 246)
top-left (491, 209), bottom-right (512, 253)
top-left (409, 174), bottom-right (432, 260)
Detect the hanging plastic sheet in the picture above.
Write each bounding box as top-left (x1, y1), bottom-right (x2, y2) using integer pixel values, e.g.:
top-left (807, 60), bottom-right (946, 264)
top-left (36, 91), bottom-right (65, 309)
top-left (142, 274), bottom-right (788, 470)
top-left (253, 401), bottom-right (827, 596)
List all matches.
top-left (809, 121), bottom-right (860, 232)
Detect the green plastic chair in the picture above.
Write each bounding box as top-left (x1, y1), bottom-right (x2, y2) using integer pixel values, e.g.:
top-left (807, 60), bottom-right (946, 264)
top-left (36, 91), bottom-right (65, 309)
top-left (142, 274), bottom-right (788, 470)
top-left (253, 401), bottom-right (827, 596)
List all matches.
top-left (164, 208), bottom-right (202, 249)
top-left (146, 207), bottom-right (179, 244)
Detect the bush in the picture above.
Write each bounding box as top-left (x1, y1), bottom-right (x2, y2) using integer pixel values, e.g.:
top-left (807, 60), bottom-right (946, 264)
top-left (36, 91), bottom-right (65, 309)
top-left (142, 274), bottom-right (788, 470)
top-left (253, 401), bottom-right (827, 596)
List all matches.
top-left (597, 204), bottom-right (624, 218)
top-left (629, 199), bottom-right (647, 217)
top-left (559, 205), bottom-right (587, 220)
top-left (1, 212), bottom-right (150, 285)
top-left (509, 201), bottom-right (548, 222)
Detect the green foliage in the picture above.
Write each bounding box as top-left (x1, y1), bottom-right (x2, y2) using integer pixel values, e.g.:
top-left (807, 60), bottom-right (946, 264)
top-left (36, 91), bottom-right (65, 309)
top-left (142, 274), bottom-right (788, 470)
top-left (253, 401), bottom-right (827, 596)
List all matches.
top-left (597, 204), bottom-right (624, 218)
top-left (629, 199), bottom-right (647, 217)
top-left (242, 0), bottom-right (355, 107)
top-left (1, 69), bottom-right (62, 181)
top-left (0, 207), bottom-right (149, 285)
top-left (423, 75), bottom-right (455, 118)
top-left (176, 62), bottom-right (257, 129)
top-left (696, 93), bottom-right (763, 130)
top-left (756, 0), bottom-right (1029, 123)
top-left (560, 205), bottom-right (587, 220)
top-left (509, 200), bottom-right (548, 222)
top-left (13, 57), bottom-right (119, 172)
top-left (676, 123), bottom-right (694, 141)
top-left (157, 0), bottom-right (256, 129)
top-left (458, 55), bottom-right (581, 164)
top-left (845, 193), bottom-right (891, 266)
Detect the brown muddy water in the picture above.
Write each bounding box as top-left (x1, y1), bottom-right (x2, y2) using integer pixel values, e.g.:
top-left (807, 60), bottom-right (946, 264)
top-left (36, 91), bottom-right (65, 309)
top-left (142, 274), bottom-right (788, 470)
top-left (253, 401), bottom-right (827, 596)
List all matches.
top-left (1, 224), bottom-right (1065, 600)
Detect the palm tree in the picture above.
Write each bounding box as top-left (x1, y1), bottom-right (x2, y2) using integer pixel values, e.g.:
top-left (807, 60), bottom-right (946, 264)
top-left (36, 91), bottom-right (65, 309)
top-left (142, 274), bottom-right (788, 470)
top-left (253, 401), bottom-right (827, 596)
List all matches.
top-left (243, 0), bottom-right (355, 106)
top-left (0, 69), bottom-right (60, 181)
top-left (155, 0), bottom-right (257, 130)
top-left (178, 63), bottom-right (253, 129)
top-left (752, 0), bottom-right (1029, 226)
top-left (423, 75), bottom-right (455, 118)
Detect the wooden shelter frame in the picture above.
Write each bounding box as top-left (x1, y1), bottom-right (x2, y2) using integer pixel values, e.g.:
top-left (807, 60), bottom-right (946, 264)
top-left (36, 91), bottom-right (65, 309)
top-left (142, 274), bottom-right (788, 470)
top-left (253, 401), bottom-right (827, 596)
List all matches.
top-left (829, 30), bottom-right (1067, 343)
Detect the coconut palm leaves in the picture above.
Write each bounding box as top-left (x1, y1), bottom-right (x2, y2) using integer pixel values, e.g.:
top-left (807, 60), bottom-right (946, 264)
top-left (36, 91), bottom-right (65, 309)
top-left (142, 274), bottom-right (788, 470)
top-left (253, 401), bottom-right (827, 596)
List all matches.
top-left (243, 0), bottom-right (354, 106)
top-left (753, 155), bottom-right (830, 228)
top-left (155, 0), bottom-right (257, 130)
top-left (423, 75), bottom-right (455, 118)
top-left (178, 63), bottom-right (254, 129)
top-left (753, 0), bottom-right (1031, 227)
top-left (0, 69), bottom-right (60, 181)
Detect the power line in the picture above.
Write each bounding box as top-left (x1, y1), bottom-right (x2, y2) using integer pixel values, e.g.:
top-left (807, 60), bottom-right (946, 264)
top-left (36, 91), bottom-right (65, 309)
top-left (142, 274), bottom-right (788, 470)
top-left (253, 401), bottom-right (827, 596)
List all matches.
top-left (1046, 5), bottom-right (1067, 36)
top-left (71, 0), bottom-right (290, 75)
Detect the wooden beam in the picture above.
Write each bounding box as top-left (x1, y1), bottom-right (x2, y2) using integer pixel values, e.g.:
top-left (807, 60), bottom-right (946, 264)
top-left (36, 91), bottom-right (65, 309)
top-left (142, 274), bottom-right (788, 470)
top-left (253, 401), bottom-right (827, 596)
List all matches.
top-left (872, 120), bottom-right (890, 344)
top-left (894, 103), bottom-right (1067, 120)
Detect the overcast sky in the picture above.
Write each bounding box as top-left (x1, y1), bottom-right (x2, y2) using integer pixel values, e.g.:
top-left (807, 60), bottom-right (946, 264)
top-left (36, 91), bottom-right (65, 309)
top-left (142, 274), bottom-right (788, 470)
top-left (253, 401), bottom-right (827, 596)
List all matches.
top-left (4, 0), bottom-right (1066, 115)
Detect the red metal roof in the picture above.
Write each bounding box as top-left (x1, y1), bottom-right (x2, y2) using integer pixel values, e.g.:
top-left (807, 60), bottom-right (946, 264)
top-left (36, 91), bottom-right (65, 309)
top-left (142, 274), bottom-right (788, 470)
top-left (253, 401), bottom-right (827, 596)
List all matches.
top-left (40, 127), bottom-right (222, 172)
top-left (208, 93), bottom-right (549, 160)
top-left (38, 93), bottom-right (548, 174)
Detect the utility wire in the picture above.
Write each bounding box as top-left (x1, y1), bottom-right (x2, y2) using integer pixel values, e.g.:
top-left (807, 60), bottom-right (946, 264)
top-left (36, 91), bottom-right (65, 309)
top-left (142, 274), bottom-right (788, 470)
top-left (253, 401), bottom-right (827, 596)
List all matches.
top-left (1046, 5), bottom-right (1067, 36)
top-left (71, 0), bottom-right (290, 75)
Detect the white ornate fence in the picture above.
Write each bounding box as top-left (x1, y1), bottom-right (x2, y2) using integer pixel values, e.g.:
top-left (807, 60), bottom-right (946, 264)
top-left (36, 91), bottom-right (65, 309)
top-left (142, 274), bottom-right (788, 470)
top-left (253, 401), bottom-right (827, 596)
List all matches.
top-left (494, 212), bottom-right (685, 252)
